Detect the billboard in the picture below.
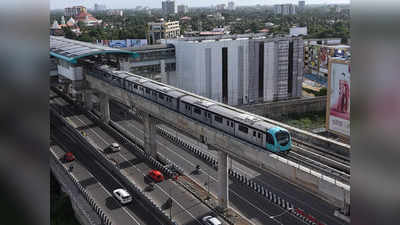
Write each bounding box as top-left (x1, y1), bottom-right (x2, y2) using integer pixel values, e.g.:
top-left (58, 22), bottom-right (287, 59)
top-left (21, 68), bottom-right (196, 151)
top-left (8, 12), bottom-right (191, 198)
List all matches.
top-left (326, 59), bottom-right (350, 137)
top-left (96, 39), bottom-right (148, 48)
top-left (304, 43), bottom-right (350, 78)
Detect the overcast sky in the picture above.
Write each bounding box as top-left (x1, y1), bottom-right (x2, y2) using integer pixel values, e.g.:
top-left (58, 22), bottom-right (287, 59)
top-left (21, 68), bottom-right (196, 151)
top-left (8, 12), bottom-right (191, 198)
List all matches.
top-left (50, 0), bottom-right (350, 10)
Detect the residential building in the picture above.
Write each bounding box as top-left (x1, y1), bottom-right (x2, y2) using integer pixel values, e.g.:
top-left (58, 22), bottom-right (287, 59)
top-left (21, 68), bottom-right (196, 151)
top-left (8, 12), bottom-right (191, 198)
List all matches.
top-left (228, 1), bottom-right (235, 10)
top-left (274, 4), bottom-right (296, 15)
top-left (166, 35), bottom-right (304, 105)
top-left (94, 3), bottom-right (107, 11)
top-left (290, 27), bottom-right (307, 36)
top-left (177, 5), bottom-right (189, 14)
top-left (107, 9), bottom-right (123, 16)
top-left (298, 1), bottom-right (305, 11)
top-left (216, 4), bottom-right (226, 11)
top-left (65, 6), bottom-right (87, 18)
top-left (162, 0), bottom-right (176, 15)
top-left (147, 19), bottom-right (180, 44)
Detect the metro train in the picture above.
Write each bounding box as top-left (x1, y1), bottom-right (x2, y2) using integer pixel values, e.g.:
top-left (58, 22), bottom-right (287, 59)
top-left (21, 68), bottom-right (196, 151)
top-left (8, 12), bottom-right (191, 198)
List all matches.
top-left (86, 64), bottom-right (291, 153)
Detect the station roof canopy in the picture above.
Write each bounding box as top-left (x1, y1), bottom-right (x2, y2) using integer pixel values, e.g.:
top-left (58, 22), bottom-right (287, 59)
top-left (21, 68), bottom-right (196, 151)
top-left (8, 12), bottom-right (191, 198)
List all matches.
top-left (50, 36), bottom-right (138, 64)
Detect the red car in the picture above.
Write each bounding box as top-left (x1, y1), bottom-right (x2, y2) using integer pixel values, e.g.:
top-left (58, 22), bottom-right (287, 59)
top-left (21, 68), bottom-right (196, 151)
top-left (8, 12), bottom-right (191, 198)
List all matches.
top-left (64, 152), bottom-right (75, 162)
top-left (148, 170), bottom-right (164, 182)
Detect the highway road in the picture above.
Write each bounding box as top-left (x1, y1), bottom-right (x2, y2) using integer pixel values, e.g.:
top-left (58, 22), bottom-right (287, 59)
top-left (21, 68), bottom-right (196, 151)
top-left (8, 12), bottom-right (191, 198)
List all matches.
top-left (109, 99), bottom-right (348, 225)
top-left (50, 137), bottom-right (159, 225)
top-left (50, 90), bottom-right (224, 225)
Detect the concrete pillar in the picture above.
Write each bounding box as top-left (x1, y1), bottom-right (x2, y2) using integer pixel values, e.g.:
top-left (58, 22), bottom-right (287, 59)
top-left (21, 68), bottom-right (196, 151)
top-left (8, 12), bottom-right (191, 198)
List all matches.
top-left (63, 83), bottom-right (70, 95)
top-left (83, 90), bottom-right (93, 110)
top-left (119, 57), bottom-right (130, 71)
top-left (160, 59), bottom-right (168, 84)
top-left (100, 93), bottom-right (110, 123)
top-left (143, 113), bottom-right (157, 157)
top-left (217, 151), bottom-right (229, 211)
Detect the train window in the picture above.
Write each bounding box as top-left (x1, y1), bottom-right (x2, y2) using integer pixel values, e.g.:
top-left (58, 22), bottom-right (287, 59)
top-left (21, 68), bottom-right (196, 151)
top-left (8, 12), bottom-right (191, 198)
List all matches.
top-left (238, 125), bottom-right (248, 134)
top-left (253, 131), bottom-right (256, 137)
top-left (207, 113), bottom-right (211, 118)
top-left (231, 122), bottom-right (234, 128)
top-left (266, 134), bottom-right (274, 145)
top-left (215, 116), bottom-right (223, 123)
top-left (258, 133), bottom-right (261, 138)
top-left (145, 88), bottom-right (150, 94)
top-left (159, 93), bottom-right (164, 100)
top-left (226, 121), bottom-right (229, 126)
top-left (134, 84), bottom-right (138, 89)
top-left (194, 107), bottom-right (201, 114)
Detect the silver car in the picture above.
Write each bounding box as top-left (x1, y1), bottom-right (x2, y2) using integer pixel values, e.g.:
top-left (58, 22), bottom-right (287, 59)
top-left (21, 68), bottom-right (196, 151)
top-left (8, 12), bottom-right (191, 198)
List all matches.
top-left (202, 216), bottom-right (222, 225)
top-left (109, 142), bottom-right (121, 152)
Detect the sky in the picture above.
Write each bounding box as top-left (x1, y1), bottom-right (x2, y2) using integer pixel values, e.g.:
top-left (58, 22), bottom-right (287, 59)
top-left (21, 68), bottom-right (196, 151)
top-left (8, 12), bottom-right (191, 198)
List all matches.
top-left (50, 0), bottom-right (350, 10)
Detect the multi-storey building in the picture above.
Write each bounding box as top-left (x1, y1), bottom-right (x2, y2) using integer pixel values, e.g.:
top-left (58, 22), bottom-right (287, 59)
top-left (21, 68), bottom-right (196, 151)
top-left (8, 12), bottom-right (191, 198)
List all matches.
top-left (64, 6), bottom-right (87, 18)
top-left (107, 9), bottom-right (124, 16)
top-left (216, 4), bottom-right (226, 11)
top-left (274, 4), bottom-right (296, 15)
top-left (94, 3), bottom-right (106, 11)
top-left (146, 20), bottom-right (180, 44)
top-left (177, 5), bottom-right (189, 14)
top-left (166, 35), bottom-right (304, 105)
top-left (298, 1), bottom-right (306, 11)
top-left (162, 0), bottom-right (176, 15)
top-left (227, 1), bottom-right (235, 10)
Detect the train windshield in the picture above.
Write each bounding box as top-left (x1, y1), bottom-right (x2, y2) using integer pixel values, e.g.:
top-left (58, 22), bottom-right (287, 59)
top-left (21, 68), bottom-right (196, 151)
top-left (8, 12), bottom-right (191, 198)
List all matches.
top-left (275, 131), bottom-right (290, 146)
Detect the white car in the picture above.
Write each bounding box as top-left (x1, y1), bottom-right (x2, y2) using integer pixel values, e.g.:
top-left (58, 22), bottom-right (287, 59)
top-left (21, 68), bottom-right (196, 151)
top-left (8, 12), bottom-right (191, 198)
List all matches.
top-left (109, 142), bottom-right (121, 152)
top-left (202, 216), bottom-right (222, 225)
top-left (113, 188), bottom-right (132, 204)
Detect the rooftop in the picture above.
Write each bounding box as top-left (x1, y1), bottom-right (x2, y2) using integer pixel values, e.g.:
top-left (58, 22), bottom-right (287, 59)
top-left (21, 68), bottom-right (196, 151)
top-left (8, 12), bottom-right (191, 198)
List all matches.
top-left (50, 36), bottom-right (138, 64)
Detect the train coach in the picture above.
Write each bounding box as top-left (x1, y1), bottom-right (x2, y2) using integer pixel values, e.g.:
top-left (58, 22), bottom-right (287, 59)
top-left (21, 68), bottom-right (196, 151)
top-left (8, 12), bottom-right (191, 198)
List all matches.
top-left (91, 67), bottom-right (291, 153)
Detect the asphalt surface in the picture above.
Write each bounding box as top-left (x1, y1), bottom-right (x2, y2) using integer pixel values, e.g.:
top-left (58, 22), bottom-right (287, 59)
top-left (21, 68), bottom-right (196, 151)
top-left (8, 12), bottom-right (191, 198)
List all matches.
top-left (50, 138), bottom-right (155, 225)
top-left (50, 90), bottom-right (223, 225)
top-left (109, 99), bottom-right (348, 225)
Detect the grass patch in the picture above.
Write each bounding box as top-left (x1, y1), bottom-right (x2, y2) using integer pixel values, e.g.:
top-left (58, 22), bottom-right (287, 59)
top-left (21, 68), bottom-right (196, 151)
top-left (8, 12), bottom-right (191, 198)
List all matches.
top-left (280, 111), bottom-right (326, 131)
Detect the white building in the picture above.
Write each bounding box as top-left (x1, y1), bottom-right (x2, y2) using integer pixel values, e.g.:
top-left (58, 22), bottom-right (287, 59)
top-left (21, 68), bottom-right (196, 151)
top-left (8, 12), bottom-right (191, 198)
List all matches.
top-left (228, 1), bottom-right (235, 10)
top-left (290, 27), bottom-right (308, 36)
top-left (107, 9), bottom-right (124, 16)
top-left (147, 20), bottom-right (180, 44)
top-left (216, 4), bottom-right (226, 11)
top-left (166, 35), bottom-right (304, 105)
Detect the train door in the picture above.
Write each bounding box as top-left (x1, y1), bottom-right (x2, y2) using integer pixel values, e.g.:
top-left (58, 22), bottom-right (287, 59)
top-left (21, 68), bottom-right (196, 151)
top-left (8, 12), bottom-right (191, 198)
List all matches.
top-left (265, 132), bottom-right (276, 152)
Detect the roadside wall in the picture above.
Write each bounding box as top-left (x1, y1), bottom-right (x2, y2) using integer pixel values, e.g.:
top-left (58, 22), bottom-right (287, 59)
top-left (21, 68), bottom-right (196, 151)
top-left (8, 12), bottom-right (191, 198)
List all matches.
top-left (237, 96), bottom-right (326, 120)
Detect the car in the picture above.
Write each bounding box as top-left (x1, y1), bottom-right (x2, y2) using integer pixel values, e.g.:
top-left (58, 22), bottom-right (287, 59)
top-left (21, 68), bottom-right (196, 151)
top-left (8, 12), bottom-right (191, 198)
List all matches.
top-left (148, 169), bottom-right (164, 182)
top-left (112, 188), bottom-right (132, 204)
top-left (109, 142), bottom-right (121, 152)
top-left (64, 152), bottom-right (75, 162)
top-left (202, 216), bottom-right (222, 225)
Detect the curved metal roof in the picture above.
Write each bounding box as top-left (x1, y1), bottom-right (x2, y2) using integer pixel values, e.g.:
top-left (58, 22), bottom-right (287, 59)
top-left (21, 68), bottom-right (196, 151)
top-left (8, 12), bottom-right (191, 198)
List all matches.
top-left (50, 36), bottom-right (138, 63)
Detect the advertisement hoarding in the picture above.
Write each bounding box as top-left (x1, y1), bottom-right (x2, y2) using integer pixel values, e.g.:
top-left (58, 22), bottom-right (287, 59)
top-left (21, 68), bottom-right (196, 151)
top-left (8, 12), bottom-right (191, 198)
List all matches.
top-left (96, 39), bottom-right (148, 48)
top-left (326, 59), bottom-right (350, 137)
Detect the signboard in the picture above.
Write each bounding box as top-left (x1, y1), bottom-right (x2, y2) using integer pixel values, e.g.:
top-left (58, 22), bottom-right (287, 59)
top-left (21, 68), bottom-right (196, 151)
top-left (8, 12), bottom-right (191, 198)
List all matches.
top-left (326, 59), bottom-right (350, 137)
top-left (96, 39), bottom-right (148, 48)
